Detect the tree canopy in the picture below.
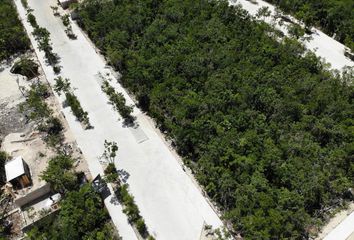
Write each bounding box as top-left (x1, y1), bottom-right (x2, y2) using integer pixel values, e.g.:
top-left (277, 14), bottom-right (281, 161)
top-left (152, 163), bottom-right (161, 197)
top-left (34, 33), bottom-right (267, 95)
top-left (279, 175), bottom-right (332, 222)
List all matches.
top-left (40, 155), bottom-right (79, 194)
top-left (78, 0), bottom-right (354, 238)
top-left (27, 184), bottom-right (118, 240)
top-left (0, 0), bottom-right (30, 60)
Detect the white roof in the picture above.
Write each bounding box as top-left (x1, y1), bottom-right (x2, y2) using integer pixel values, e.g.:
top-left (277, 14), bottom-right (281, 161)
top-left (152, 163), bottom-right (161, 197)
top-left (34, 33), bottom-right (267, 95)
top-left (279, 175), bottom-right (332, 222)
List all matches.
top-left (5, 156), bottom-right (26, 182)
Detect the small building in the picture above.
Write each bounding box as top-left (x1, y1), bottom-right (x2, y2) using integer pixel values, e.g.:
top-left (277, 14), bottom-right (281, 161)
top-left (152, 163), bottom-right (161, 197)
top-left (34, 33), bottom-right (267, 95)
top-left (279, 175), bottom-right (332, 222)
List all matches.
top-left (5, 156), bottom-right (31, 189)
top-left (58, 0), bottom-right (77, 9)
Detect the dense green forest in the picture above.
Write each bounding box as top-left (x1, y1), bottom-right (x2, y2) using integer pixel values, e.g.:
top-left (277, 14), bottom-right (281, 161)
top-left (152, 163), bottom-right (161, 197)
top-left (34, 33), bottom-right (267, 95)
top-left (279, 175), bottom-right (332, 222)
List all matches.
top-left (77, 0), bottom-right (354, 238)
top-left (265, 0), bottom-right (354, 51)
top-left (27, 184), bottom-right (117, 240)
top-left (0, 0), bottom-right (30, 61)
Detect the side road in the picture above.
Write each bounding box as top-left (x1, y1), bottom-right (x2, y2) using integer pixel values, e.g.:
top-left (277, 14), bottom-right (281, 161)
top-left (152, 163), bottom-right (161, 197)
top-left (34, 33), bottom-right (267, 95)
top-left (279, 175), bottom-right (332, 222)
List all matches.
top-left (231, 0), bottom-right (354, 71)
top-left (14, 0), bottom-right (224, 239)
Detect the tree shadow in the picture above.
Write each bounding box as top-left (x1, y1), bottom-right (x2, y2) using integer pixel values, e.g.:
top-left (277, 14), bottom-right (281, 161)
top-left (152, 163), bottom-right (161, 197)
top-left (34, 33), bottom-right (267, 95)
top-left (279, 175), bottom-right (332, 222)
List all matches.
top-left (122, 116), bottom-right (137, 128)
top-left (109, 194), bottom-right (120, 206)
top-left (117, 169), bottom-right (130, 184)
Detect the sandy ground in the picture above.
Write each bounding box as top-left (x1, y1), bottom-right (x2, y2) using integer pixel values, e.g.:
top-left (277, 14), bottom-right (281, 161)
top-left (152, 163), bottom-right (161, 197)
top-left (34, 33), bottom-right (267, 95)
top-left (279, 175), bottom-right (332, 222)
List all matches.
top-left (2, 132), bottom-right (54, 193)
top-left (230, 0), bottom-right (354, 71)
top-left (0, 60), bottom-right (29, 141)
top-left (14, 0), bottom-right (224, 239)
top-left (0, 59), bottom-right (90, 195)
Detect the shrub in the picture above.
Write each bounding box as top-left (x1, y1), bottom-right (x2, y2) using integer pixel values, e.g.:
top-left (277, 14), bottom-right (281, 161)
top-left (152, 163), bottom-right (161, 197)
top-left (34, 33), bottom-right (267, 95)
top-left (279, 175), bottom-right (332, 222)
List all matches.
top-left (21, 0), bottom-right (28, 8)
top-left (50, 6), bottom-right (60, 17)
top-left (65, 26), bottom-right (77, 40)
top-left (19, 83), bottom-right (51, 120)
top-left (54, 76), bottom-right (71, 94)
top-left (61, 14), bottom-right (70, 27)
top-left (45, 117), bottom-right (63, 135)
top-left (116, 184), bottom-right (152, 237)
top-left (104, 163), bottom-right (119, 183)
top-left (53, 65), bottom-right (62, 74)
top-left (101, 81), bottom-right (134, 123)
top-left (136, 218), bottom-right (148, 237)
top-left (105, 172), bottom-right (119, 183)
top-left (27, 13), bottom-right (38, 28)
top-left (65, 92), bottom-right (90, 126)
top-left (104, 163), bottom-right (117, 175)
top-left (40, 155), bottom-right (79, 193)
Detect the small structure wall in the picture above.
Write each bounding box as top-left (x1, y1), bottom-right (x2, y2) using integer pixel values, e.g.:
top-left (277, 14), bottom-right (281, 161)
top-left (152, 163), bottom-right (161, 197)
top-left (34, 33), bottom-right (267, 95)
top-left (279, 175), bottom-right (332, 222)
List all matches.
top-left (14, 183), bottom-right (51, 208)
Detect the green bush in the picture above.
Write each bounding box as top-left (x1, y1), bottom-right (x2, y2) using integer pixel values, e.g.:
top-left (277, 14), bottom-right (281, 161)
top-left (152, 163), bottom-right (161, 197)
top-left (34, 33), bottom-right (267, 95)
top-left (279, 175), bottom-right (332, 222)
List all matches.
top-left (30, 20), bottom-right (59, 66)
top-left (27, 13), bottom-right (38, 28)
top-left (136, 218), bottom-right (148, 237)
top-left (61, 14), bottom-right (70, 27)
top-left (115, 184), bottom-right (152, 237)
top-left (65, 92), bottom-right (90, 126)
top-left (101, 81), bottom-right (134, 123)
top-left (117, 184), bottom-right (140, 222)
top-left (21, 0), bottom-right (28, 8)
top-left (20, 83), bottom-right (51, 120)
top-left (40, 155), bottom-right (78, 193)
top-left (53, 65), bottom-right (62, 74)
top-left (104, 163), bottom-right (119, 183)
top-left (104, 163), bottom-right (117, 175)
top-left (54, 76), bottom-right (71, 94)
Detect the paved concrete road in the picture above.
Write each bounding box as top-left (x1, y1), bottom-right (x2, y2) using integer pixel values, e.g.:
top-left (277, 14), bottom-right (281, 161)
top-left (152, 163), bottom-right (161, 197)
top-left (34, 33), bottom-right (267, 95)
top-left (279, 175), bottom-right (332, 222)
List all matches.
top-left (324, 211), bottom-right (354, 240)
top-left (230, 0), bottom-right (354, 71)
top-left (15, 0), bottom-right (223, 239)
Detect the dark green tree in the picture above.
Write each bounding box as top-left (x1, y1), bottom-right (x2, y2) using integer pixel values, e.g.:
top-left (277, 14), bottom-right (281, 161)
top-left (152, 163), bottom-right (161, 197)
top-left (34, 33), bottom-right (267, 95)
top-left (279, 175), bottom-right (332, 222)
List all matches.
top-left (40, 155), bottom-right (78, 194)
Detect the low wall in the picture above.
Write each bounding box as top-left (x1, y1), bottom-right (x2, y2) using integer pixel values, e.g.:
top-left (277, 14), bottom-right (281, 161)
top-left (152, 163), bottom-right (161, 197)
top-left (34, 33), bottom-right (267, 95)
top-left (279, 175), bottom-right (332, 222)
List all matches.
top-left (22, 209), bottom-right (59, 233)
top-left (15, 183), bottom-right (51, 208)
